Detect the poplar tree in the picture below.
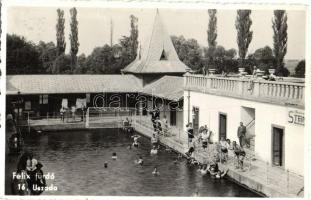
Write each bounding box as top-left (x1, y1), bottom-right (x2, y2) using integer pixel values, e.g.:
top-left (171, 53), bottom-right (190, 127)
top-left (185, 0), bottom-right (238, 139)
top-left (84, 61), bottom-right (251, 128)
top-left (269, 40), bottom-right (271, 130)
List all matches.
top-left (129, 15), bottom-right (138, 60)
top-left (235, 10), bottom-right (253, 68)
top-left (206, 9), bottom-right (217, 72)
top-left (69, 7), bottom-right (79, 72)
top-left (272, 10), bottom-right (288, 76)
top-left (56, 9), bottom-right (66, 56)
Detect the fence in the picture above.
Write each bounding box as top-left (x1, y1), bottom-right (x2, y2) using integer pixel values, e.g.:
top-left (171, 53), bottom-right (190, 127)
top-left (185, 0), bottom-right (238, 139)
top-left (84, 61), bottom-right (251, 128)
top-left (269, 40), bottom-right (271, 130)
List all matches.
top-left (185, 74), bottom-right (305, 107)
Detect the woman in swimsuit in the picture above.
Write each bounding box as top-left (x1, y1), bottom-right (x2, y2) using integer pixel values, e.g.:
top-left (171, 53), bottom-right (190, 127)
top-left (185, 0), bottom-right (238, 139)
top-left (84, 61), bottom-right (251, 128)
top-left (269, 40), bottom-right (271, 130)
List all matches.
top-left (131, 135), bottom-right (141, 147)
top-left (152, 167), bottom-right (160, 176)
top-left (112, 152), bottom-right (117, 160)
top-left (150, 145), bottom-right (158, 155)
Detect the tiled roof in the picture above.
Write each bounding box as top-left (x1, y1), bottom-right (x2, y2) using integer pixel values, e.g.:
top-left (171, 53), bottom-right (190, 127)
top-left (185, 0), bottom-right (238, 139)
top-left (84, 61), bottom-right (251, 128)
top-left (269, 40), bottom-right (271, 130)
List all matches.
top-left (142, 76), bottom-right (184, 100)
top-left (6, 75), bottom-right (143, 95)
top-left (122, 10), bottom-right (189, 74)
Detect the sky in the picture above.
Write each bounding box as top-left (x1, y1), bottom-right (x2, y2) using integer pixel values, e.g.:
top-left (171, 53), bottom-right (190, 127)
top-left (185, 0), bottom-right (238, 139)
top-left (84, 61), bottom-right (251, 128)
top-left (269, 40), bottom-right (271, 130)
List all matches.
top-left (7, 7), bottom-right (306, 60)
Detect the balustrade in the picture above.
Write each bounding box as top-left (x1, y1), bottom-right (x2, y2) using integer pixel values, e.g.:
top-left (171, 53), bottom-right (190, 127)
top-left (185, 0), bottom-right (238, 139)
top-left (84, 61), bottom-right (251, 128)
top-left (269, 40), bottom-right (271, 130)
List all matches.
top-left (184, 74), bottom-right (304, 107)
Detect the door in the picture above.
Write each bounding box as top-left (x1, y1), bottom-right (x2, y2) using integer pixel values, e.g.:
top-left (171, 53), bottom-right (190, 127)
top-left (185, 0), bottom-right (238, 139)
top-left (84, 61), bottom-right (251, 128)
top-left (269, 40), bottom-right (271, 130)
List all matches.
top-left (170, 110), bottom-right (176, 126)
top-left (272, 127), bottom-right (284, 166)
top-left (219, 113), bottom-right (227, 140)
top-left (192, 107), bottom-right (199, 135)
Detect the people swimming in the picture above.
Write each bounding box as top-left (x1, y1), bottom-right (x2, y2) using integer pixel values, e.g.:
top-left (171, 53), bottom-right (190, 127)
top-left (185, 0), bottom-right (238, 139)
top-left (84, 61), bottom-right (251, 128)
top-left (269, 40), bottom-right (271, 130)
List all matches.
top-left (215, 169), bottom-right (229, 179)
top-left (150, 145), bottom-right (158, 155)
top-left (112, 152), bottom-right (117, 160)
top-left (152, 167), bottom-right (160, 176)
top-left (199, 164), bottom-right (209, 176)
top-left (131, 135), bottom-right (141, 148)
top-left (207, 161), bottom-right (229, 179)
top-left (104, 162), bottom-right (108, 168)
top-left (151, 133), bottom-right (159, 148)
top-left (135, 156), bottom-right (144, 165)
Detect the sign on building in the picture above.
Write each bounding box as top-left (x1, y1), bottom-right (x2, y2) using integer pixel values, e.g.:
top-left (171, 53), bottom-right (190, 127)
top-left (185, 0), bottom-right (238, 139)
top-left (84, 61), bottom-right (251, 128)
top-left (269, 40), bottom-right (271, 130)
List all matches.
top-left (288, 110), bottom-right (304, 125)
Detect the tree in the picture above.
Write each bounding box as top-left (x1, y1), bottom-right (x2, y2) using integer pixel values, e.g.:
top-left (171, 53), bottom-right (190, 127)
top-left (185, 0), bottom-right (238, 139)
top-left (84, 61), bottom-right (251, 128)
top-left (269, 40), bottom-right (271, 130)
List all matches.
top-left (206, 9), bottom-right (217, 72)
top-left (75, 53), bottom-right (87, 73)
top-left (6, 34), bottom-right (42, 74)
top-left (129, 15), bottom-right (139, 61)
top-left (206, 45), bottom-right (238, 73)
top-left (295, 60), bottom-right (305, 78)
top-left (83, 44), bottom-right (123, 74)
top-left (56, 8), bottom-right (66, 56)
top-left (235, 10), bottom-right (253, 68)
top-left (272, 10), bottom-right (289, 77)
top-left (52, 53), bottom-right (71, 74)
top-left (69, 7), bottom-right (79, 73)
top-left (36, 41), bottom-right (58, 73)
top-left (171, 35), bottom-right (204, 71)
top-left (246, 46), bottom-right (274, 74)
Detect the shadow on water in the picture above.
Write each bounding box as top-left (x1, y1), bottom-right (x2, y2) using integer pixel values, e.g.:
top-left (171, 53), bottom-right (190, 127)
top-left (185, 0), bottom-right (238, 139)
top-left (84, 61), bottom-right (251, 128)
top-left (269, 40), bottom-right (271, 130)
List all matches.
top-left (6, 128), bottom-right (261, 197)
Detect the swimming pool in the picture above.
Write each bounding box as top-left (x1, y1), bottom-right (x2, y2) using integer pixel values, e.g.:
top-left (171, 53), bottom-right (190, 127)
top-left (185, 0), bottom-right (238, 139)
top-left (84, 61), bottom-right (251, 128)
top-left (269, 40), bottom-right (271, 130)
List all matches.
top-left (6, 129), bottom-right (260, 196)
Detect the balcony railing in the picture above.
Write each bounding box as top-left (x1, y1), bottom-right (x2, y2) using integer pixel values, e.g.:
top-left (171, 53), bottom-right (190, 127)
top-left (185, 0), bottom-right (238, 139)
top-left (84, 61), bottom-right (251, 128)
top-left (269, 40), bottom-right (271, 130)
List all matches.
top-left (184, 74), bottom-right (305, 108)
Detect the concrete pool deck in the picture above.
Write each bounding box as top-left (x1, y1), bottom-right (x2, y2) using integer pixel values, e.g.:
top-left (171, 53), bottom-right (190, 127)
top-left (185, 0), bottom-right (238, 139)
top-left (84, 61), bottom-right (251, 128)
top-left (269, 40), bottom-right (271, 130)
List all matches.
top-left (132, 118), bottom-right (304, 198)
top-left (26, 117), bottom-right (304, 197)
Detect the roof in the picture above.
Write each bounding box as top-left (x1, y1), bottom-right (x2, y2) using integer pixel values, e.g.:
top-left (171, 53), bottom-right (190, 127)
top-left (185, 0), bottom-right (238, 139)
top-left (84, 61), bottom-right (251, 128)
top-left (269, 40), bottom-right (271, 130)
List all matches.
top-left (122, 10), bottom-right (189, 74)
top-left (142, 76), bottom-right (184, 100)
top-left (6, 75), bottom-right (143, 95)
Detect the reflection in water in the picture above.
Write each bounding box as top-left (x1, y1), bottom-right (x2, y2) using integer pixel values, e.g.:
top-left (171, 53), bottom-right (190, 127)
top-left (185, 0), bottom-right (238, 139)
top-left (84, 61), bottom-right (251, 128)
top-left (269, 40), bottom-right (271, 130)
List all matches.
top-left (6, 129), bottom-right (260, 196)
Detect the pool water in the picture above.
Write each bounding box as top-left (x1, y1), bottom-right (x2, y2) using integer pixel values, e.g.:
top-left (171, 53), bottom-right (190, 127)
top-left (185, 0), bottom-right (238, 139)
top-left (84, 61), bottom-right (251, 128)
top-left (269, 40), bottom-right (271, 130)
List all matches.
top-left (6, 129), bottom-right (260, 196)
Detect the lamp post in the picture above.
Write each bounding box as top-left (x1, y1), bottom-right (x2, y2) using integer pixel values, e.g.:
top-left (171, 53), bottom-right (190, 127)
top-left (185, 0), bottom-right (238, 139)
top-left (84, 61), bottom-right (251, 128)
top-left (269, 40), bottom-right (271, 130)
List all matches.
top-left (17, 91), bottom-right (21, 126)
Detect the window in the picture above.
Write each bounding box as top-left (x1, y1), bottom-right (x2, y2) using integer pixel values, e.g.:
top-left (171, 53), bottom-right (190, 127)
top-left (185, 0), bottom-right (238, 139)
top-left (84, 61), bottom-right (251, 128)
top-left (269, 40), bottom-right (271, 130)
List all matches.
top-left (39, 95), bottom-right (48, 104)
top-left (160, 50), bottom-right (167, 60)
top-left (25, 101), bottom-right (31, 110)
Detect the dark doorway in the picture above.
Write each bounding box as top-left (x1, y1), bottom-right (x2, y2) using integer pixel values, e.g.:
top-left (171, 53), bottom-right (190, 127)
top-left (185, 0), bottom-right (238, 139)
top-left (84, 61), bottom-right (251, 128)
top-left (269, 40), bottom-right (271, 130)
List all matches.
top-left (272, 127), bottom-right (284, 166)
top-left (219, 113), bottom-right (227, 140)
top-left (170, 110), bottom-right (176, 126)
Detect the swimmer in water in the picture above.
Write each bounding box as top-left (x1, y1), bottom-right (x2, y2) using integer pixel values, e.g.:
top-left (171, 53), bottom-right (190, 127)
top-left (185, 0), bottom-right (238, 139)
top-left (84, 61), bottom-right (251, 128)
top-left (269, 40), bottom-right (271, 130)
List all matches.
top-left (215, 169), bottom-right (229, 179)
top-left (200, 164), bottom-right (209, 176)
top-left (135, 156), bottom-right (143, 165)
top-left (152, 167), bottom-right (160, 176)
top-left (150, 145), bottom-right (158, 155)
top-left (112, 152), bottom-right (117, 160)
top-left (104, 162), bottom-right (108, 168)
top-left (131, 135), bottom-right (141, 147)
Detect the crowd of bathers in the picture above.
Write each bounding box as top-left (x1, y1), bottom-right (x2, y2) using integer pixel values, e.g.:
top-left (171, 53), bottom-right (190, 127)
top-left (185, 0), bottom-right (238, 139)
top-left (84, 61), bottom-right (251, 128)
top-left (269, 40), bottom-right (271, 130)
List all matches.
top-left (185, 122), bottom-right (247, 171)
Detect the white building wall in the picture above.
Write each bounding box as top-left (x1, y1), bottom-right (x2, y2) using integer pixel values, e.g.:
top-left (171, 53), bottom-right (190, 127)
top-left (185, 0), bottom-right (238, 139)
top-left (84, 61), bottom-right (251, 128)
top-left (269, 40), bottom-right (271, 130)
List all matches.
top-left (184, 91), bottom-right (304, 176)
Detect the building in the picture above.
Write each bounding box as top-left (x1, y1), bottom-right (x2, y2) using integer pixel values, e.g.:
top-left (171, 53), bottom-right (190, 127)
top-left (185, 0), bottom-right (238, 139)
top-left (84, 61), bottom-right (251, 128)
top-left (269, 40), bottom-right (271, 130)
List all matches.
top-left (121, 9), bottom-right (189, 85)
top-left (184, 74), bottom-right (305, 176)
top-left (6, 10), bottom-right (186, 131)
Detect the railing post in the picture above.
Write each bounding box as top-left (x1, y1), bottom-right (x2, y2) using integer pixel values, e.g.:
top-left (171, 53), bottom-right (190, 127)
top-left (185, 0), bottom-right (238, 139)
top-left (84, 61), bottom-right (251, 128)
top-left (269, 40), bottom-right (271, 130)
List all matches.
top-left (27, 112), bottom-right (30, 134)
top-left (47, 112), bottom-right (49, 125)
top-left (252, 81), bottom-right (260, 97)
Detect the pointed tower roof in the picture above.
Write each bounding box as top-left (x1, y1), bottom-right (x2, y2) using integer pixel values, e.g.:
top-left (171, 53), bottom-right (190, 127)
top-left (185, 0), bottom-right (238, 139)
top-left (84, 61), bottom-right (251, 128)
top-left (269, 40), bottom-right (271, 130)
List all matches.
top-left (122, 10), bottom-right (189, 74)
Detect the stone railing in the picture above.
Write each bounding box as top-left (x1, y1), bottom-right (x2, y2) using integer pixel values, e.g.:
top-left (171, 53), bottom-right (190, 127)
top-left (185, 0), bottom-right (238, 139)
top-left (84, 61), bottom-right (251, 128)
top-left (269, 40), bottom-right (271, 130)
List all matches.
top-left (184, 74), bottom-right (305, 108)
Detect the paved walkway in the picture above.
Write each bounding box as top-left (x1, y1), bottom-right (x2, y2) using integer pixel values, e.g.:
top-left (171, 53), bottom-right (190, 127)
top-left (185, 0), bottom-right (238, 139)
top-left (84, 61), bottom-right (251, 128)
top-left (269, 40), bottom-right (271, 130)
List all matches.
top-left (132, 116), bottom-right (304, 198)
